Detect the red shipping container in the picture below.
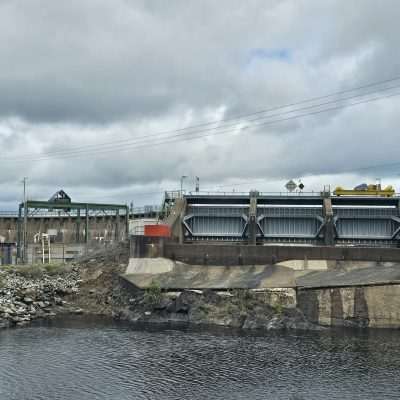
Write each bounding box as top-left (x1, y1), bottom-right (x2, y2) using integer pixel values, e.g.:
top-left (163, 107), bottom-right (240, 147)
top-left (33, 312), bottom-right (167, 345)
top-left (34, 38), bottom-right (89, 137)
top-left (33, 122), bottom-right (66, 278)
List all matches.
top-left (144, 224), bottom-right (171, 237)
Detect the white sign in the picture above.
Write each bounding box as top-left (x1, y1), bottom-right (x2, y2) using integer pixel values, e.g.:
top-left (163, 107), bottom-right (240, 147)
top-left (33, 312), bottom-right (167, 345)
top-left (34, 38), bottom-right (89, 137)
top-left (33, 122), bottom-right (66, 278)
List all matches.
top-left (285, 180), bottom-right (297, 192)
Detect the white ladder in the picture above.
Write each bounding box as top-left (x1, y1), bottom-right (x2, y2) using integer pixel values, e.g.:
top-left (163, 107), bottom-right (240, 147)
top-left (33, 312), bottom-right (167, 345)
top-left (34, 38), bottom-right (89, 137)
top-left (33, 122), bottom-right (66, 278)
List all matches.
top-left (41, 233), bottom-right (51, 264)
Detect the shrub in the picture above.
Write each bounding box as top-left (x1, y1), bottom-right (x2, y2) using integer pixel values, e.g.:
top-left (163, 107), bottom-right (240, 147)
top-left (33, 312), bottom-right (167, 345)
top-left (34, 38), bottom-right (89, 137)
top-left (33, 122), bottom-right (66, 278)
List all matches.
top-left (43, 262), bottom-right (71, 276)
top-left (144, 280), bottom-right (162, 306)
top-left (273, 302), bottom-right (284, 315)
top-left (16, 264), bottom-right (44, 279)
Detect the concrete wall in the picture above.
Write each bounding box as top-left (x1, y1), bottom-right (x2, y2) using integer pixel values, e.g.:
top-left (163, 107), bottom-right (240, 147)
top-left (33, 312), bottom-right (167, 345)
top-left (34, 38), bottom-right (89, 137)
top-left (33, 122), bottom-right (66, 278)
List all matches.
top-left (164, 243), bottom-right (400, 265)
top-left (129, 218), bottom-right (158, 235)
top-left (297, 285), bottom-right (400, 328)
top-left (0, 215), bottom-right (128, 244)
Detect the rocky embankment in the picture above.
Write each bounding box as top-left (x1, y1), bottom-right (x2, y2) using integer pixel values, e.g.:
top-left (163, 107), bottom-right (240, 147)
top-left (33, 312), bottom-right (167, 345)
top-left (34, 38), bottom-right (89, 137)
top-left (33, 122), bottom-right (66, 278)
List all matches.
top-left (0, 265), bottom-right (81, 328)
top-left (114, 287), bottom-right (321, 331)
top-left (0, 243), bottom-right (321, 331)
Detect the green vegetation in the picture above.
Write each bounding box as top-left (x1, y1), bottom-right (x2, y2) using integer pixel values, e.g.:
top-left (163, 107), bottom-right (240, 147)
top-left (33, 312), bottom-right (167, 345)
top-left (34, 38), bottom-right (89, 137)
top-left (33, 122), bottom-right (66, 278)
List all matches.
top-left (42, 262), bottom-right (71, 276)
top-left (12, 262), bottom-right (70, 279)
top-left (16, 264), bottom-right (44, 279)
top-left (273, 302), bottom-right (284, 315)
top-left (232, 289), bottom-right (256, 312)
top-left (0, 264), bottom-right (16, 273)
top-left (144, 280), bottom-right (162, 306)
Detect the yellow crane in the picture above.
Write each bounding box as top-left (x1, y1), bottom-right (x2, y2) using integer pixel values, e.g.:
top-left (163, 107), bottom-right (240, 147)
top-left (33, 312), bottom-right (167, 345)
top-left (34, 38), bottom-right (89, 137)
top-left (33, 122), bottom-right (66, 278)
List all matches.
top-left (333, 183), bottom-right (395, 197)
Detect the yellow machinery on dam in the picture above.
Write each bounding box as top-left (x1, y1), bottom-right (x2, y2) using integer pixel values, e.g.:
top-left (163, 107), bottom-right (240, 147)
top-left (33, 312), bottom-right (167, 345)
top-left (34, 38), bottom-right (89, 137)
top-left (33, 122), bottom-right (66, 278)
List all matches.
top-left (333, 183), bottom-right (395, 197)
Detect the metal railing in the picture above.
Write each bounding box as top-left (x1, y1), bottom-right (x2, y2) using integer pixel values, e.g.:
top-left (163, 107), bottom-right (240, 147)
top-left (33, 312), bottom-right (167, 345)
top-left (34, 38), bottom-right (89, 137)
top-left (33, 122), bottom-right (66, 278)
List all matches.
top-left (185, 190), bottom-right (324, 196)
top-left (0, 209), bottom-right (129, 218)
top-left (130, 205), bottom-right (162, 215)
top-left (0, 211), bottom-right (19, 217)
top-left (185, 190), bottom-right (400, 197)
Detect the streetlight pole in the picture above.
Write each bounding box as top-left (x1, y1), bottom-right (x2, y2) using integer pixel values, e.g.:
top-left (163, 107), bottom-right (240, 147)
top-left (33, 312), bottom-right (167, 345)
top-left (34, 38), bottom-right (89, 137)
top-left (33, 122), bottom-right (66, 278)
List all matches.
top-left (180, 175), bottom-right (187, 198)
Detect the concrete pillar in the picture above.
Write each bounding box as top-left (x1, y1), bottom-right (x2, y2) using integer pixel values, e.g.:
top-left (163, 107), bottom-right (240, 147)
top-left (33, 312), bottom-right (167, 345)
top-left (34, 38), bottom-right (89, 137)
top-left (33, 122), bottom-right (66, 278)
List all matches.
top-left (115, 209), bottom-right (120, 241)
top-left (323, 197), bottom-right (336, 246)
top-left (17, 204), bottom-right (22, 260)
top-left (23, 204), bottom-right (28, 263)
top-left (76, 209), bottom-right (81, 243)
top-left (248, 191), bottom-right (258, 245)
top-left (397, 199), bottom-right (400, 248)
top-left (85, 205), bottom-right (89, 244)
top-left (125, 206), bottom-right (129, 240)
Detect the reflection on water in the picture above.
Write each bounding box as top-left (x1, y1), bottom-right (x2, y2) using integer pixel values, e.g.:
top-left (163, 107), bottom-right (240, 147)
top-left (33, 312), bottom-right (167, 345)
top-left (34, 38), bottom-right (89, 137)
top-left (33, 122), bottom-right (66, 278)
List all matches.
top-left (0, 317), bottom-right (399, 400)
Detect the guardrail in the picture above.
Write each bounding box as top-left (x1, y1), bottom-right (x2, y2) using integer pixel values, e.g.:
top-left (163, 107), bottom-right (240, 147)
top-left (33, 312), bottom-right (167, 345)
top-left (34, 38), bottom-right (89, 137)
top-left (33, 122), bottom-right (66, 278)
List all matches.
top-left (185, 191), bottom-right (400, 197)
top-left (185, 191), bottom-right (326, 196)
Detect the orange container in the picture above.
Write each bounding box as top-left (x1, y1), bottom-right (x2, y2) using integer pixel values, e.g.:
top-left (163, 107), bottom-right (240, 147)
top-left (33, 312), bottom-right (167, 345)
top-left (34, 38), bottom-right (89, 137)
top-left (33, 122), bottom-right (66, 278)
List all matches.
top-left (144, 224), bottom-right (171, 237)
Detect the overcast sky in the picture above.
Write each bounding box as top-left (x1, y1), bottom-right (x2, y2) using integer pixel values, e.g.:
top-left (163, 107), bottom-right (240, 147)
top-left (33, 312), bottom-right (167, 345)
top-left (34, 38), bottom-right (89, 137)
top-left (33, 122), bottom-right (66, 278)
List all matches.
top-left (0, 0), bottom-right (399, 210)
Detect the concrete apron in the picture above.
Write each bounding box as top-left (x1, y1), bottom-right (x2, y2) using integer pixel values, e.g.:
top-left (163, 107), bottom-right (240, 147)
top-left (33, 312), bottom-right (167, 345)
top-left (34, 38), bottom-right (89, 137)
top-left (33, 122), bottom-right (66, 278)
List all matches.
top-left (121, 258), bottom-right (400, 291)
top-left (121, 257), bottom-right (325, 290)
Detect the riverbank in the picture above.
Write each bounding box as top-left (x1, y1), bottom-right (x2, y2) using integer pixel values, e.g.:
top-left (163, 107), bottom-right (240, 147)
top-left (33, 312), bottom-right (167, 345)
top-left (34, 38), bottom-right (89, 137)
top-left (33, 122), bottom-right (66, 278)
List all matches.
top-left (5, 242), bottom-right (400, 331)
top-left (0, 243), bottom-right (321, 331)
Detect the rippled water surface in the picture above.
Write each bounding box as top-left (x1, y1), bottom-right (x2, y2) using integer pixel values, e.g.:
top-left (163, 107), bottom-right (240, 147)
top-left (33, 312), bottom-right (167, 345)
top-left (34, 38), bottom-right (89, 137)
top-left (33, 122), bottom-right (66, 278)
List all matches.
top-left (1, 318), bottom-right (400, 400)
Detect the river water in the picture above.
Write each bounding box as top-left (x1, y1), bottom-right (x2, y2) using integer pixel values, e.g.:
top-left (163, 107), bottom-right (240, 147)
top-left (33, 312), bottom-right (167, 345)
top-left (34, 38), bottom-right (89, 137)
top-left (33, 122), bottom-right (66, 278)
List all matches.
top-left (0, 318), bottom-right (399, 400)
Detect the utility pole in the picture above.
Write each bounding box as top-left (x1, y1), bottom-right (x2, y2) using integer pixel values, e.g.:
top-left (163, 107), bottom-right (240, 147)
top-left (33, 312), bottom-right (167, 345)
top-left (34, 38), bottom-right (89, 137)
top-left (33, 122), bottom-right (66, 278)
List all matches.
top-left (22, 177), bottom-right (28, 263)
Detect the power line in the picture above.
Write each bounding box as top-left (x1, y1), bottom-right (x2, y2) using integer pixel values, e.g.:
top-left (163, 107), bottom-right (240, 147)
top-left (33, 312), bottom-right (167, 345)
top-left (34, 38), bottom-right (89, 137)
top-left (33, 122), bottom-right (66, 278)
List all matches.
top-left (2, 75), bottom-right (400, 161)
top-left (15, 92), bottom-right (400, 161)
top-left (2, 85), bottom-right (400, 163)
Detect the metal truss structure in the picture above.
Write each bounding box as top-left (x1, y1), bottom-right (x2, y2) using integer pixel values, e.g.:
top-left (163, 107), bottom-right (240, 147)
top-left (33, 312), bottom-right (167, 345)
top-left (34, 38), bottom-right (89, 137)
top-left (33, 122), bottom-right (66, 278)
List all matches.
top-left (17, 200), bottom-right (129, 262)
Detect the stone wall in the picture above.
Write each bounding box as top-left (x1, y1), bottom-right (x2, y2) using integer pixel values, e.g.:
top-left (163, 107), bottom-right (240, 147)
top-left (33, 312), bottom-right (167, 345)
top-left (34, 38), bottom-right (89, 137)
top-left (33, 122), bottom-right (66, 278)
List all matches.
top-left (297, 284), bottom-right (400, 328)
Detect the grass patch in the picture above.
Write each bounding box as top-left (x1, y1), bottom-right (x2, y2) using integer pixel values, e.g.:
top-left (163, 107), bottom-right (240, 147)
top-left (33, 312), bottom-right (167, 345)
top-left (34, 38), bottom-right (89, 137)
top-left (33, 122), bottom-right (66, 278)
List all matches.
top-left (15, 262), bottom-right (70, 278)
top-left (0, 265), bottom-right (16, 273)
top-left (272, 302), bottom-right (284, 315)
top-left (144, 280), bottom-right (162, 306)
top-left (43, 262), bottom-right (71, 275)
top-left (16, 264), bottom-right (44, 279)
top-left (15, 264), bottom-right (44, 279)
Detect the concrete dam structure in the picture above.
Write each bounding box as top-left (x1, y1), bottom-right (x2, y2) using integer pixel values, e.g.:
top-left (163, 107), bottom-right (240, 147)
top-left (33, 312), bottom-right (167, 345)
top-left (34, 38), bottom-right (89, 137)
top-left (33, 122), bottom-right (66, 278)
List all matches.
top-left (122, 191), bottom-right (400, 329)
top-left (176, 191), bottom-right (400, 247)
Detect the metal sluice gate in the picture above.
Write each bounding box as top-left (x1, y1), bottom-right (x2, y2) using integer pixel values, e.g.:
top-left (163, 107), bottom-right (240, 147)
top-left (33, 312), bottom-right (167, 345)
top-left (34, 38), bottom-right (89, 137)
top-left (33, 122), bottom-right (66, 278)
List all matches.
top-left (180, 192), bottom-right (400, 247)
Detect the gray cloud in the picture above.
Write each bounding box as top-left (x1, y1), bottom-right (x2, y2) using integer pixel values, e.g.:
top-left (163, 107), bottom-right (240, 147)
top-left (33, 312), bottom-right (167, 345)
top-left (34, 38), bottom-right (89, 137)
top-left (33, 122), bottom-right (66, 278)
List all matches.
top-left (1, 0), bottom-right (400, 209)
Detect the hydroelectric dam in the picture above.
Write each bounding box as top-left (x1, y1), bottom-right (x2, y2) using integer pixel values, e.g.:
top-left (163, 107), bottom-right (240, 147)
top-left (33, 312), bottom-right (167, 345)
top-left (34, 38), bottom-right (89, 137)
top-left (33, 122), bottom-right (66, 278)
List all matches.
top-left (2, 189), bottom-right (400, 264)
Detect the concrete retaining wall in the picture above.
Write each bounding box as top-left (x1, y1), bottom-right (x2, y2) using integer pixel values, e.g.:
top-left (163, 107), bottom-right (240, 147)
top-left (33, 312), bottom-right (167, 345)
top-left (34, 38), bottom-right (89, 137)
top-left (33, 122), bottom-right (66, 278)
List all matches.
top-left (297, 285), bottom-right (400, 328)
top-left (164, 243), bottom-right (400, 265)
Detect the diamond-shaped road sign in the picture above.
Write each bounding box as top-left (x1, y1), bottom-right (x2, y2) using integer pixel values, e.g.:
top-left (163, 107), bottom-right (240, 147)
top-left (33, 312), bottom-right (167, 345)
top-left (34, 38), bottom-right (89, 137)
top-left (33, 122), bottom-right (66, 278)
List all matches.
top-left (285, 180), bottom-right (297, 192)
